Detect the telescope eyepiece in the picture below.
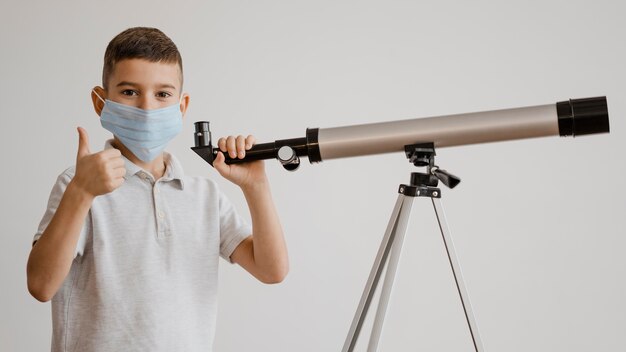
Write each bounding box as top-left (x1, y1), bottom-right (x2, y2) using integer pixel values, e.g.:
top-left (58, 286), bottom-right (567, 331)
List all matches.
top-left (194, 121), bottom-right (212, 148)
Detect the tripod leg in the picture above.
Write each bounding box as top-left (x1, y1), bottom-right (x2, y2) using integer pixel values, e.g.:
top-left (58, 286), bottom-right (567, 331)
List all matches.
top-left (432, 198), bottom-right (485, 352)
top-left (342, 194), bottom-right (408, 352)
top-left (367, 196), bottom-right (415, 352)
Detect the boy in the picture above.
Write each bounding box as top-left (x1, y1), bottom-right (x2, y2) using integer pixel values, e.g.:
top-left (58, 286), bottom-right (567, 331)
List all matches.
top-left (26, 27), bottom-right (288, 351)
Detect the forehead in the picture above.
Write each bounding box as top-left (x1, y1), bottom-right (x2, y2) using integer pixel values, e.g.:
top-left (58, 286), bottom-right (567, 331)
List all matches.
top-left (108, 58), bottom-right (182, 89)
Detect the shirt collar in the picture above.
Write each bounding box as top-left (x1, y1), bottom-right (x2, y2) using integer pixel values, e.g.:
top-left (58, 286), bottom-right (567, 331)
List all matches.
top-left (163, 152), bottom-right (186, 189)
top-left (104, 139), bottom-right (185, 190)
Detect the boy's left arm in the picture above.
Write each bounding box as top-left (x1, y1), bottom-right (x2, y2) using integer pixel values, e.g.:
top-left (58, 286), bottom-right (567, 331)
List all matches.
top-left (213, 135), bottom-right (289, 284)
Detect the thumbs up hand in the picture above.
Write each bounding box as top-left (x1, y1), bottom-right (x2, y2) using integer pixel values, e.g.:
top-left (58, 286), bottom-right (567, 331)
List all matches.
top-left (71, 127), bottom-right (126, 198)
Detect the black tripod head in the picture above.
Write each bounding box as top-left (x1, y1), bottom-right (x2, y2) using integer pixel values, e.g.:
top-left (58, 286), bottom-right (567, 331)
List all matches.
top-left (405, 143), bottom-right (460, 189)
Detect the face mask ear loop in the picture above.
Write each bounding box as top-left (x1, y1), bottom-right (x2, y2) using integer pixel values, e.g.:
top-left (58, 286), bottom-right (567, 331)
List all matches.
top-left (92, 89), bottom-right (106, 105)
top-left (179, 93), bottom-right (185, 113)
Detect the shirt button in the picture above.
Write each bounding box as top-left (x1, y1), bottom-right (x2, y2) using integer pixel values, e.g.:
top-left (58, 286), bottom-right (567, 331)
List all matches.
top-left (158, 211), bottom-right (165, 219)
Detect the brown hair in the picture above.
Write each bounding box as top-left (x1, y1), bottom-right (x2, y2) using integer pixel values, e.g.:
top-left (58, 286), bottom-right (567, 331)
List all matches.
top-left (102, 27), bottom-right (183, 89)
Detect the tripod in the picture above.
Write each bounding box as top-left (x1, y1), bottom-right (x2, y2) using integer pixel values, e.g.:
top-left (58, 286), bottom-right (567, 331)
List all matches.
top-left (341, 143), bottom-right (484, 352)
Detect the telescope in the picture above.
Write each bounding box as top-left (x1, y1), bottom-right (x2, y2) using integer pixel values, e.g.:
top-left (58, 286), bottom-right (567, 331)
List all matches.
top-left (190, 96), bottom-right (609, 352)
top-left (192, 96), bottom-right (609, 170)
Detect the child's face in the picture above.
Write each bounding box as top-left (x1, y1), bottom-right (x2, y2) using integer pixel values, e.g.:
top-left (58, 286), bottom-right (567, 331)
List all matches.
top-left (92, 58), bottom-right (188, 114)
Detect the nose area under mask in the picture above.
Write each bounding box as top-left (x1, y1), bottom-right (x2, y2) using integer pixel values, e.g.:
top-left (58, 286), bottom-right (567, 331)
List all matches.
top-left (98, 93), bottom-right (184, 162)
top-left (137, 97), bottom-right (154, 111)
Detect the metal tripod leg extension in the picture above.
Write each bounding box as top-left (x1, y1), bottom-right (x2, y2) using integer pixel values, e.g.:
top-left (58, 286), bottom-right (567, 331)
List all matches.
top-left (341, 184), bottom-right (484, 352)
top-left (432, 197), bottom-right (484, 352)
top-left (341, 190), bottom-right (416, 352)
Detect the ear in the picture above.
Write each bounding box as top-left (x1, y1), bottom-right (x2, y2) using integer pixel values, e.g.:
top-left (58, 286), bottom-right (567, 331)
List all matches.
top-left (179, 93), bottom-right (190, 119)
top-left (91, 86), bottom-right (106, 116)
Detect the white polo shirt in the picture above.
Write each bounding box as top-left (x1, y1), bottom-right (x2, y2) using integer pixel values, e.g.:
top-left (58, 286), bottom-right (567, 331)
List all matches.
top-left (33, 140), bottom-right (252, 352)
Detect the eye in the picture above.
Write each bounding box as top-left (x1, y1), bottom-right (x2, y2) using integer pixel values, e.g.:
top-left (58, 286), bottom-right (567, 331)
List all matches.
top-left (121, 89), bottom-right (139, 96)
top-left (156, 91), bottom-right (173, 98)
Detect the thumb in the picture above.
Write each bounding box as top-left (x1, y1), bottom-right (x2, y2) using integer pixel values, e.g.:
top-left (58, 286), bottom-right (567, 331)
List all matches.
top-left (76, 127), bottom-right (91, 159)
top-left (213, 151), bottom-right (230, 177)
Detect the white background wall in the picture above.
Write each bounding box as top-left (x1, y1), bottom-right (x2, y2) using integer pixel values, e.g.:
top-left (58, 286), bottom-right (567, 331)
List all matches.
top-left (1, 0), bottom-right (625, 351)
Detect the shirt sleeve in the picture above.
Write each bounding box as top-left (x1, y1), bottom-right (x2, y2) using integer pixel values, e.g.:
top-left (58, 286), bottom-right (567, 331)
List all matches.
top-left (217, 187), bottom-right (252, 263)
top-left (32, 169), bottom-right (90, 258)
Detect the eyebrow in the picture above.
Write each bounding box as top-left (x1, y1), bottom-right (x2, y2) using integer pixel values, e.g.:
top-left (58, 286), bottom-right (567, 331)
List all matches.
top-left (116, 81), bottom-right (177, 90)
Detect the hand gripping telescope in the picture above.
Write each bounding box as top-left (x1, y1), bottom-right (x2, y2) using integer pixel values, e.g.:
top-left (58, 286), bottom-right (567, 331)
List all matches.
top-left (192, 96), bottom-right (609, 170)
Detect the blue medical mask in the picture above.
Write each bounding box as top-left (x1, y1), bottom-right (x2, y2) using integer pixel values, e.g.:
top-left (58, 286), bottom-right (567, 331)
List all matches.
top-left (93, 90), bottom-right (183, 162)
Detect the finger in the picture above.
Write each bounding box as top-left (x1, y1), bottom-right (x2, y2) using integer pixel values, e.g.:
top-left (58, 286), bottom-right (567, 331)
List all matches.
top-left (108, 158), bottom-right (125, 169)
top-left (77, 127), bottom-right (91, 159)
top-left (111, 177), bottom-right (125, 189)
top-left (113, 167), bottom-right (127, 178)
top-left (226, 136), bottom-right (237, 158)
top-left (236, 135), bottom-right (246, 158)
top-left (218, 137), bottom-right (227, 152)
top-left (245, 135), bottom-right (255, 150)
top-left (212, 151), bottom-right (229, 176)
top-left (112, 158), bottom-right (126, 168)
top-left (101, 148), bottom-right (122, 159)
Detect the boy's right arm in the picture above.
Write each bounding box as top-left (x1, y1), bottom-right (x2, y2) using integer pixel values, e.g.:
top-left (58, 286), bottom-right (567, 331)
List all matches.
top-left (27, 127), bottom-right (125, 302)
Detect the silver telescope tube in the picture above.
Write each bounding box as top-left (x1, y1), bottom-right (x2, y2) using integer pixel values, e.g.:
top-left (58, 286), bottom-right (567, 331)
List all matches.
top-left (318, 96), bottom-right (608, 160)
top-left (192, 97), bottom-right (609, 168)
top-left (320, 104), bottom-right (556, 160)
